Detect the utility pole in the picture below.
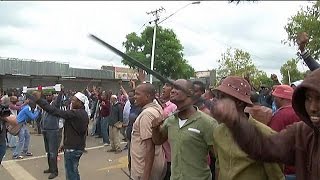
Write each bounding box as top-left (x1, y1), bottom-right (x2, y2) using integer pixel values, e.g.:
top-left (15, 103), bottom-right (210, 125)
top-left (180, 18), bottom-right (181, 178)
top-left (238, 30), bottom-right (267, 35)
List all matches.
top-left (146, 7), bottom-right (165, 84)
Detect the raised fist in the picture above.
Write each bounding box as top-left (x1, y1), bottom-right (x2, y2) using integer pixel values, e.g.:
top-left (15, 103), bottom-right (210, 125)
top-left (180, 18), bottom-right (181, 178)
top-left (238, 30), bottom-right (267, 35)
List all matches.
top-left (271, 74), bottom-right (278, 81)
top-left (296, 32), bottom-right (309, 52)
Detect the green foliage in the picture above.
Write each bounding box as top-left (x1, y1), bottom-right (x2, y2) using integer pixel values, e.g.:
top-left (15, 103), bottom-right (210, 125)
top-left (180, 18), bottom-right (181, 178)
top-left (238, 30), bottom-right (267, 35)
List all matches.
top-left (284, 1), bottom-right (320, 59)
top-left (217, 47), bottom-right (271, 89)
top-left (217, 48), bottom-right (256, 79)
top-left (122, 26), bottom-right (195, 79)
top-left (252, 71), bottom-right (274, 89)
top-left (280, 58), bottom-right (304, 84)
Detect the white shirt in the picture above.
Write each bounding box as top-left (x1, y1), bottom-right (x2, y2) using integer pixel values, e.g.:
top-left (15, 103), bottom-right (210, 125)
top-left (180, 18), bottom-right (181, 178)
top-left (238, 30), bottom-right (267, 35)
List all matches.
top-left (179, 119), bottom-right (188, 128)
top-left (123, 100), bottom-right (131, 124)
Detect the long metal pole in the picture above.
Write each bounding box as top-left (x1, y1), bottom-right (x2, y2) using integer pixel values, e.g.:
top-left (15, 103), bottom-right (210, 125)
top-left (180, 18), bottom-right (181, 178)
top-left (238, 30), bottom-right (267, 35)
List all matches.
top-left (150, 24), bottom-right (157, 84)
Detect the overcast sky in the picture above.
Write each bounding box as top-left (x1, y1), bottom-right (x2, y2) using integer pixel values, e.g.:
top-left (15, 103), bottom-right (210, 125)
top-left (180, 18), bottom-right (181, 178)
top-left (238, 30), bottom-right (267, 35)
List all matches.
top-left (0, 1), bottom-right (311, 78)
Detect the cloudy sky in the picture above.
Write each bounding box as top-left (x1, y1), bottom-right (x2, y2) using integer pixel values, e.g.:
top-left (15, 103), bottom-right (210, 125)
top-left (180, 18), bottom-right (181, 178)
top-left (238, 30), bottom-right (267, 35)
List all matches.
top-left (0, 1), bottom-right (312, 78)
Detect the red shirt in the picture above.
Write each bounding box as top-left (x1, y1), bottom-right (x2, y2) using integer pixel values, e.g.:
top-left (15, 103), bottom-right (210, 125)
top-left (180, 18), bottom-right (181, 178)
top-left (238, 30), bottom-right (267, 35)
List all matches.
top-left (268, 105), bottom-right (300, 175)
top-left (97, 94), bottom-right (110, 118)
top-left (268, 105), bottom-right (300, 132)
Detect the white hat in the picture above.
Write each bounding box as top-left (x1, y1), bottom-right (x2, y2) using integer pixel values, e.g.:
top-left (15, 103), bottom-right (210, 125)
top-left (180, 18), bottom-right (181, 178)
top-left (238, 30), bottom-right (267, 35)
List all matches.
top-left (74, 92), bottom-right (86, 104)
top-left (291, 80), bottom-right (303, 87)
top-left (74, 92), bottom-right (91, 116)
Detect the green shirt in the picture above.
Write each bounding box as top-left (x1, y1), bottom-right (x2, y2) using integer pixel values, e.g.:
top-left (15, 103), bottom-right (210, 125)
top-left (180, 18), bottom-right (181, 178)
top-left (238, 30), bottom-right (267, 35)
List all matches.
top-left (213, 116), bottom-right (285, 180)
top-left (161, 108), bottom-right (218, 180)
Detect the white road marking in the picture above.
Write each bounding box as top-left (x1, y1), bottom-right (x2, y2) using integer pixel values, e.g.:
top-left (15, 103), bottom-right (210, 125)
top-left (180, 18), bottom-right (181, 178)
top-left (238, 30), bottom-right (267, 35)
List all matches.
top-left (2, 161), bottom-right (37, 180)
top-left (3, 142), bottom-right (126, 163)
top-left (1, 142), bottom-right (127, 179)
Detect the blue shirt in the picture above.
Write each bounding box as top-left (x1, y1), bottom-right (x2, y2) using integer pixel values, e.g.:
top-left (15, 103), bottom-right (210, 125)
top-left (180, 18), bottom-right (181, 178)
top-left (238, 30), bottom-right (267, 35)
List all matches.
top-left (17, 105), bottom-right (40, 123)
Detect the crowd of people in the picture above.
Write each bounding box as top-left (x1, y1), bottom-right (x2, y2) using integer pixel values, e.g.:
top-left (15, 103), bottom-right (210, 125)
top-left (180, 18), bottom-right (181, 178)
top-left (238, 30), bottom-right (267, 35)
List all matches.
top-left (0, 31), bottom-right (319, 180)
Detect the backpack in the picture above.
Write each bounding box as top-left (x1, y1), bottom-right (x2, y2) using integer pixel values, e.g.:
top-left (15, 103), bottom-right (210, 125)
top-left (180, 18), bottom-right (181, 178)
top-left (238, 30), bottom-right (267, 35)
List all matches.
top-left (6, 122), bottom-right (22, 136)
top-left (5, 115), bottom-right (22, 136)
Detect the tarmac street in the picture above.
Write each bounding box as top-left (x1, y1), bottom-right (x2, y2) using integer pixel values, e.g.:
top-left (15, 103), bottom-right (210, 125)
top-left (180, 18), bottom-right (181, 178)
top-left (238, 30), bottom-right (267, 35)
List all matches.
top-left (0, 126), bottom-right (130, 180)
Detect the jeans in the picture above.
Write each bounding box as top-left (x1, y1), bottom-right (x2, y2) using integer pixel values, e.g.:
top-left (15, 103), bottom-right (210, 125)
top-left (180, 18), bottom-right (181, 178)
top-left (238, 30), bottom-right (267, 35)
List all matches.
top-left (285, 175), bottom-right (296, 180)
top-left (13, 124), bottom-right (30, 156)
top-left (90, 117), bottom-right (97, 135)
top-left (164, 162), bottom-right (171, 180)
top-left (7, 133), bottom-right (17, 148)
top-left (64, 149), bottom-right (83, 180)
top-left (43, 131), bottom-right (59, 174)
top-left (95, 117), bottom-right (101, 136)
top-left (0, 144), bottom-right (6, 164)
top-left (100, 117), bottom-right (110, 144)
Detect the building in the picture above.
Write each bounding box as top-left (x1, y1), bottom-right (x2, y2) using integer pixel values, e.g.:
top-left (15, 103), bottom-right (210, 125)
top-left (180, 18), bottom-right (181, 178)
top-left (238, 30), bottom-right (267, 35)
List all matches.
top-left (0, 57), bottom-right (126, 93)
top-left (192, 69), bottom-right (217, 88)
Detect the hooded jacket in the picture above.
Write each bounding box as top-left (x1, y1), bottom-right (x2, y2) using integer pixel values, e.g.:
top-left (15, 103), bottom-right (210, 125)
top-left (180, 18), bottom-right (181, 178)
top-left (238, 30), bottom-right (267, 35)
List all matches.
top-left (226, 68), bottom-right (320, 180)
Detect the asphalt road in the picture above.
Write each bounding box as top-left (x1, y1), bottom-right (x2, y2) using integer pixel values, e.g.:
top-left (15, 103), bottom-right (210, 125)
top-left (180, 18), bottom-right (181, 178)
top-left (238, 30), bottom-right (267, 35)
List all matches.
top-left (0, 125), bottom-right (130, 180)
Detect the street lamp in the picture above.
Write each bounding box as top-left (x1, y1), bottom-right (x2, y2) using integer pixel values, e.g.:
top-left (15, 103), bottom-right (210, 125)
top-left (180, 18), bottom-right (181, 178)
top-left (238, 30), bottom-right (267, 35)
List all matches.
top-left (149, 1), bottom-right (201, 84)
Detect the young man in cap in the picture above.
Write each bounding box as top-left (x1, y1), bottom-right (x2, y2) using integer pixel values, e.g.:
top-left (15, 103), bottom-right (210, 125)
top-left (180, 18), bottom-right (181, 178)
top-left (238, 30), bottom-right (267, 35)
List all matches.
top-left (212, 68), bottom-right (320, 180)
top-left (268, 85), bottom-right (300, 132)
top-left (268, 85), bottom-right (300, 180)
top-left (152, 79), bottom-right (216, 180)
top-left (211, 76), bottom-right (284, 180)
top-left (31, 91), bottom-right (89, 180)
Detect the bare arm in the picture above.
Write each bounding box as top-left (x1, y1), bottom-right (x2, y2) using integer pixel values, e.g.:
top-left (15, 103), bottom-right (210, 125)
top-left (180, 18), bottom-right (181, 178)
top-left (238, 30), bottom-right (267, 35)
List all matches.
top-left (142, 139), bottom-right (155, 180)
top-left (120, 85), bottom-right (128, 99)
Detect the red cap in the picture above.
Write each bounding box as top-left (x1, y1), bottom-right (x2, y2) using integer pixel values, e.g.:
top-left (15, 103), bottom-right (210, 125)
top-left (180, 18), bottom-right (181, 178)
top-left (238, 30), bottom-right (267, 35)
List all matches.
top-left (272, 85), bottom-right (293, 100)
top-left (37, 85), bottom-right (42, 91)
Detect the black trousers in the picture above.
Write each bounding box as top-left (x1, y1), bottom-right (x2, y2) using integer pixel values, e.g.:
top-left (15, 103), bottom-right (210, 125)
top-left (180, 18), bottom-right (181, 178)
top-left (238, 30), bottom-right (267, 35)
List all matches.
top-left (164, 162), bottom-right (171, 180)
top-left (43, 130), bottom-right (59, 174)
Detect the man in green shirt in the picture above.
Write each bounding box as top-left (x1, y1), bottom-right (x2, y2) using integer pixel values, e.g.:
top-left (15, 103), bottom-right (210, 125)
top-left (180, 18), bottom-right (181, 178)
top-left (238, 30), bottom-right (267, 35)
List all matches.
top-left (152, 79), bottom-right (217, 180)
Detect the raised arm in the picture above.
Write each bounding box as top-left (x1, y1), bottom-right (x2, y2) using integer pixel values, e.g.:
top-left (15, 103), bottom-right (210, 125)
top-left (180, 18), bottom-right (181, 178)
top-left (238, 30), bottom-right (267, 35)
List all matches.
top-left (28, 92), bottom-right (77, 120)
top-left (297, 32), bottom-right (320, 71)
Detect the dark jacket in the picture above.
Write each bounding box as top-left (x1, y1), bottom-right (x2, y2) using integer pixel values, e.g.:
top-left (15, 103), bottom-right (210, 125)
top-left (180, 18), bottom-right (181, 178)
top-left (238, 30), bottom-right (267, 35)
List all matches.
top-left (41, 93), bottom-right (62, 131)
top-left (37, 98), bottom-right (89, 150)
top-left (108, 101), bottom-right (123, 126)
top-left (0, 121), bottom-right (6, 145)
top-left (126, 104), bottom-right (142, 140)
top-left (227, 68), bottom-right (320, 180)
top-left (301, 50), bottom-right (320, 71)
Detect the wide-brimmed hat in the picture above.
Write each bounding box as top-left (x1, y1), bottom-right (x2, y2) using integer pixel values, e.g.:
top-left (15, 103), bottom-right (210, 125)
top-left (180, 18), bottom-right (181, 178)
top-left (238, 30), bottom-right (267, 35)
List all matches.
top-left (272, 85), bottom-right (293, 100)
top-left (215, 76), bottom-right (252, 105)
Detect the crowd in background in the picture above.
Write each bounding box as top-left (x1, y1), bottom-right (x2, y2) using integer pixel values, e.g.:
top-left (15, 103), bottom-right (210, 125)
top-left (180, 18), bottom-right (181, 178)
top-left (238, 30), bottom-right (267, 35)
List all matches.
top-left (0, 32), bottom-right (319, 180)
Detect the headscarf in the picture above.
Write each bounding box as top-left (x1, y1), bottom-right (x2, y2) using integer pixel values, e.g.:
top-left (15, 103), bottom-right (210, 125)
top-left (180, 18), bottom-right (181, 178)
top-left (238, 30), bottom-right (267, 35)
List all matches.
top-left (74, 92), bottom-right (91, 117)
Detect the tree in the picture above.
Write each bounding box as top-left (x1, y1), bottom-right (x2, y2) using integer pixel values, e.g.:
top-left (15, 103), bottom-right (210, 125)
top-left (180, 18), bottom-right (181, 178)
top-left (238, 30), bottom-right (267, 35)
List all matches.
top-left (217, 48), bottom-right (257, 79)
top-left (217, 47), bottom-right (272, 90)
top-left (122, 26), bottom-right (195, 80)
top-left (280, 58), bottom-right (304, 84)
top-left (284, 1), bottom-right (320, 59)
top-left (252, 71), bottom-right (274, 89)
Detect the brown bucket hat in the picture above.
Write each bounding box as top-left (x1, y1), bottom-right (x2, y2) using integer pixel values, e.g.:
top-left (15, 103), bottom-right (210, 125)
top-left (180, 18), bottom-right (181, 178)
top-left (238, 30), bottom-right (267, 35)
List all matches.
top-left (215, 76), bottom-right (253, 105)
